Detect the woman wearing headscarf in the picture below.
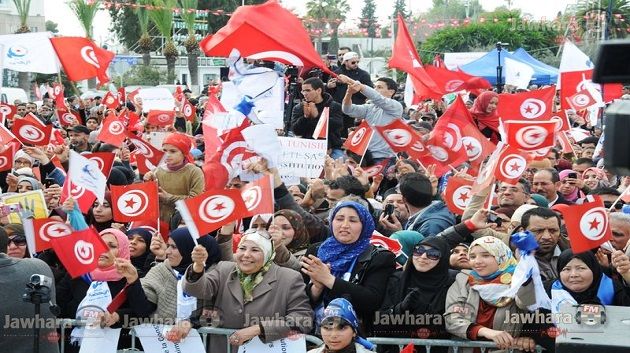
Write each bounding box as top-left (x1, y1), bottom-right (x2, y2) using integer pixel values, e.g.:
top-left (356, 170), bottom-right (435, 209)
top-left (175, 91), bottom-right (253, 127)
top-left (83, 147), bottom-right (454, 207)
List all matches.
top-left (268, 209), bottom-right (311, 271)
top-left (143, 132), bottom-right (204, 224)
top-left (127, 227), bottom-right (155, 278)
top-left (16, 175), bottom-right (41, 193)
top-left (378, 237), bottom-right (454, 352)
top-left (4, 224), bottom-right (29, 259)
top-left (390, 230), bottom-right (424, 267)
top-left (444, 236), bottom-right (539, 353)
top-left (558, 169), bottom-right (587, 203)
top-left (182, 229), bottom-right (313, 353)
top-left (301, 201), bottom-right (396, 335)
top-left (582, 167), bottom-right (609, 190)
top-left (548, 249), bottom-right (630, 312)
top-left (308, 298), bottom-right (375, 353)
top-left (86, 192), bottom-right (116, 232)
top-left (469, 91), bottom-right (501, 143)
top-left (117, 227), bottom-right (222, 342)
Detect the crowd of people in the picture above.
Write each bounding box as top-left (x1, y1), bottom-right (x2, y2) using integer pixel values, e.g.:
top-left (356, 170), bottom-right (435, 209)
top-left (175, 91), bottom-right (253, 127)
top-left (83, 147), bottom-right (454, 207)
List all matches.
top-left (1, 48), bottom-right (630, 353)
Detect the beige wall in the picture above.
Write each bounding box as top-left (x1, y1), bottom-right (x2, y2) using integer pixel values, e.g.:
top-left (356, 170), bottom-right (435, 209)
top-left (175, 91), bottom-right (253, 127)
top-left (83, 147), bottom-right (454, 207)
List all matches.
top-left (0, 13), bottom-right (46, 35)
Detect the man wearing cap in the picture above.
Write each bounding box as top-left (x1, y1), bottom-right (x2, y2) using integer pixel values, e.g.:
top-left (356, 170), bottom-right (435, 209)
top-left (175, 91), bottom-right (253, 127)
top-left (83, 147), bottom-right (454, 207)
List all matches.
top-left (68, 125), bottom-right (93, 153)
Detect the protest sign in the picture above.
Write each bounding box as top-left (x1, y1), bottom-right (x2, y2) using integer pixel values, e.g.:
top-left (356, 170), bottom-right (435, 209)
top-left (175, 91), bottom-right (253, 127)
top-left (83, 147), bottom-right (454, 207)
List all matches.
top-left (277, 137), bottom-right (327, 179)
top-left (137, 88), bottom-right (176, 113)
top-left (78, 328), bottom-right (120, 353)
top-left (238, 335), bottom-right (306, 353)
top-left (1, 189), bottom-right (48, 223)
top-left (134, 324), bottom-right (205, 353)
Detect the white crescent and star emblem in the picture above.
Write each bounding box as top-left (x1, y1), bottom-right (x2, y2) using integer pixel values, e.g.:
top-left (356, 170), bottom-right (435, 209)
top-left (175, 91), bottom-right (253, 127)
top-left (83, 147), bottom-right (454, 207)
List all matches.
top-left (520, 98), bottom-right (546, 119)
top-left (19, 125), bottom-right (45, 142)
top-left (108, 121), bottom-right (125, 135)
top-left (39, 221), bottom-right (72, 242)
top-left (453, 185), bottom-right (472, 209)
top-left (183, 105), bottom-right (193, 117)
top-left (80, 46), bottom-right (100, 68)
top-left (350, 127), bottom-right (366, 146)
top-left (130, 138), bottom-right (154, 158)
top-left (384, 129), bottom-right (411, 147)
top-left (117, 190), bottom-right (149, 217)
top-left (428, 145), bottom-right (449, 162)
top-left (499, 154), bottom-right (527, 179)
top-left (242, 186), bottom-right (262, 211)
top-left (572, 94), bottom-right (590, 108)
top-left (442, 123), bottom-right (463, 151)
top-left (515, 126), bottom-right (548, 150)
top-left (70, 184), bottom-right (86, 198)
top-left (579, 207), bottom-right (609, 241)
top-left (198, 195), bottom-right (235, 223)
top-left (157, 114), bottom-right (171, 123)
top-left (461, 136), bottom-right (482, 161)
top-left (445, 80), bottom-right (464, 92)
top-left (74, 240), bottom-right (95, 265)
top-left (0, 156), bottom-right (8, 169)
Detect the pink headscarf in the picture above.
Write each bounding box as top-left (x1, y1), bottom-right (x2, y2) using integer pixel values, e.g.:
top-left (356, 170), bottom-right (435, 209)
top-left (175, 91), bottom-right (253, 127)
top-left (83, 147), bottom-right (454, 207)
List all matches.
top-left (90, 228), bottom-right (130, 282)
top-left (559, 169), bottom-right (582, 202)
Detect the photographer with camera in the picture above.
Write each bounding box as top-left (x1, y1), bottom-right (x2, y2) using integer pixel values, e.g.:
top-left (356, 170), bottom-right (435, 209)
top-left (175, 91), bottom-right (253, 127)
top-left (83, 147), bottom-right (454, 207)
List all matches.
top-left (0, 231), bottom-right (60, 353)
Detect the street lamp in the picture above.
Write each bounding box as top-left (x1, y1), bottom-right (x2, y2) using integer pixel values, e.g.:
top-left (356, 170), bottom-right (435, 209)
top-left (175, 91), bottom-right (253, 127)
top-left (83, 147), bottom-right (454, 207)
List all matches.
top-left (496, 42), bottom-right (509, 93)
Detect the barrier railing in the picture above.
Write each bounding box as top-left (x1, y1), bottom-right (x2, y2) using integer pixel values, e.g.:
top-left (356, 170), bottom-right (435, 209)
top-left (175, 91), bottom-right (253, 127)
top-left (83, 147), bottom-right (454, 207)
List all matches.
top-left (366, 337), bottom-right (545, 353)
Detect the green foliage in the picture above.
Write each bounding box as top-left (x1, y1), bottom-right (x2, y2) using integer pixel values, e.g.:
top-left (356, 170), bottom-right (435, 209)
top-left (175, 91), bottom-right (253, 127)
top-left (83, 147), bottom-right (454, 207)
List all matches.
top-left (359, 0), bottom-right (378, 38)
top-left (306, 0), bottom-right (350, 53)
top-left (420, 12), bottom-right (560, 63)
top-left (114, 65), bottom-right (165, 86)
top-left (575, 0), bottom-right (629, 39)
top-left (149, 0), bottom-right (176, 40)
top-left (198, 0), bottom-right (267, 34)
top-left (11, 0), bottom-right (31, 29)
top-left (136, 0), bottom-right (151, 34)
top-left (109, 5), bottom-right (143, 50)
top-left (180, 0), bottom-right (199, 33)
top-left (426, 0), bottom-right (484, 20)
top-left (393, 0), bottom-right (410, 18)
top-left (45, 20), bottom-right (59, 34)
top-left (69, 0), bottom-right (100, 38)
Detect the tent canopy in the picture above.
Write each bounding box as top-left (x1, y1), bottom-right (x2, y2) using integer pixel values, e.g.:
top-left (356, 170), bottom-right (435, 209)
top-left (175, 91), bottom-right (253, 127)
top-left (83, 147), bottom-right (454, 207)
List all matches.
top-left (459, 48), bottom-right (557, 86)
top-left (511, 48), bottom-right (559, 83)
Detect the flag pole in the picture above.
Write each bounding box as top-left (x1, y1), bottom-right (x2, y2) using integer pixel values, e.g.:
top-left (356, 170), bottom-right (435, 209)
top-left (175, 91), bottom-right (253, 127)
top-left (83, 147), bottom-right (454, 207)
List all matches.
top-left (357, 130), bottom-right (374, 167)
top-left (608, 184), bottom-right (629, 211)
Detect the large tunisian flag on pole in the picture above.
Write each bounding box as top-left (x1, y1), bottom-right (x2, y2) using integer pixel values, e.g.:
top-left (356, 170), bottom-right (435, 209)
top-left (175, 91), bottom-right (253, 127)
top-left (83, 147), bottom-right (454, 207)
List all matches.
top-left (199, 0), bottom-right (332, 75)
top-left (389, 15), bottom-right (442, 100)
top-left (50, 37), bottom-right (115, 85)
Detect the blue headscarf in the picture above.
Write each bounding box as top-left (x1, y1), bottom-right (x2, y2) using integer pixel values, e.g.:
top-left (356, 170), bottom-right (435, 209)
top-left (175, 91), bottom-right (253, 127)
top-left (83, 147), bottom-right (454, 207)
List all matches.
top-left (317, 201), bottom-right (375, 278)
top-left (321, 298), bottom-right (375, 350)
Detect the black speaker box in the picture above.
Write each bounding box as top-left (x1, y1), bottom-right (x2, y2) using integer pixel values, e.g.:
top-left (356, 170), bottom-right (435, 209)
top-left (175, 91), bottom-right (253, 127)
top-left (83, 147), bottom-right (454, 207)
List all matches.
top-left (603, 100), bottom-right (630, 176)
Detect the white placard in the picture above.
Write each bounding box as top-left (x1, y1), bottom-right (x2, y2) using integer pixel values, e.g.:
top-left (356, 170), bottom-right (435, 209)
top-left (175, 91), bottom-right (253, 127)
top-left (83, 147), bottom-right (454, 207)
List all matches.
top-left (237, 335), bottom-right (306, 353)
top-left (242, 124), bottom-right (282, 167)
top-left (205, 111), bottom-right (246, 135)
top-left (78, 328), bottom-right (121, 353)
top-left (133, 324), bottom-right (205, 353)
top-left (277, 137), bottom-right (327, 179)
top-left (138, 88), bottom-right (176, 113)
top-left (147, 132), bottom-right (169, 150)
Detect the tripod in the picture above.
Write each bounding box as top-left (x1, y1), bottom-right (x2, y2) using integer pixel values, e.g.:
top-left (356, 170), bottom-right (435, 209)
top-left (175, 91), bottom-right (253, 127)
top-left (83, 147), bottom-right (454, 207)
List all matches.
top-left (22, 283), bottom-right (52, 353)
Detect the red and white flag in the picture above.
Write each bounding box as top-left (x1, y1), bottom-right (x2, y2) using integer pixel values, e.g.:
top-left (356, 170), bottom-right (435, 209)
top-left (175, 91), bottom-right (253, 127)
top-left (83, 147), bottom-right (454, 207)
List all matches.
top-left (32, 217), bottom-right (73, 252)
top-left (61, 177), bottom-right (97, 214)
top-left (58, 109), bottom-right (82, 127)
top-left (312, 107), bottom-right (329, 139)
top-left (98, 112), bottom-right (127, 147)
top-left (370, 233), bottom-right (403, 257)
top-left (343, 120), bottom-right (373, 157)
top-left (443, 176), bottom-right (474, 215)
top-left (111, 181), bottom-right (159, 222)
top-left (494, 145), bottom-right (530, 184)
top-left (102, 91), bottom-right (120, 109)
top-left (182, 100), bottom-right (197, 122)
top-left (0, 124), bottom-right (18, 145)
top-left (134, 153), bottom-right (158, 176)
top-left (497, 86), bottom-right (556, 121)
top-left (82, 152), bottom-right (116, 178)
top-left (389, 15), bottom-right (442, 99)
top-left (374, 118), bottom-right (425, 159)
top-left (117, 86), bottom-right (126, 106)
top-left (203, 121), bottom-right (256, 190)
top-left (50, 37), bottom-right (115, 85)
top-left (471, 142), bottom-right (504, 193)
top-left (501, 120), bottom-right (557, 152)
top-left (12, 114), bottom-right (52, 146)
top-left (0, 103), bottom-right (17, 122)
top-left (147, 110), bottom-right (175, 127)
top-left (50, 227), bottom-right (109, 278)
top-left (551, 110), bottom-right (571, 132)
top-left (566, 88), bottom-right (597, 111)
top-left (557, 131), bottom-right (575, 154)
top-left (364, 160), bottom-right (389, 177)
top-left (176, 188), bottom-right (248, 239)
top-left (0, 146), bottom-right (14, 172)
top-left (126, 131), bottom-right (164, 166)
top-left (128, 220), bottom-right (170, 242)
top-left (560, 195), bottom-right (612, 253)
top-left (240, 174), bottom-right (274, 218)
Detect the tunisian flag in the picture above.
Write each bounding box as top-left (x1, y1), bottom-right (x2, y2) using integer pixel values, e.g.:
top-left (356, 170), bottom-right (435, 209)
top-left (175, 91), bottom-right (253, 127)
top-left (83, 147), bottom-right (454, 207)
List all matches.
top-left (343, 120), bottom-right (373, 157)
top-left (147, 110), bottom-right (176, 127)
top-left (559, 195), bottom-right (612, 253)
top-left (423, 65), bottom-right (491, 93)
top-left (50, 37), bottom-right (115, 85)
top-left (50, 227), bottom-right (109, 278)
top-left (497, 86), bottom-right (556, 121)
top-left (176, 188), bottom-right (248, 239)
top-left (389, 15), bottom-right (442, 99)
top-left (494, 145), bottom-right (530, 184)
top-left (240, 174), bottom-right (274, 218)
top-left (98, 112), bottom-right (127, 147)
top-left (501, 120), bottom-right (557, 152)
top-left (199, 1), bottom-right (331, 74)
top-left (32, 217), bottom-right (73, 252)
top-left (374, 118), bottom-right (425, 159)
top-left (111, 182), bottom-right (159, 222)
top-left (443, 176), bottom-right (474, 215)
top-left (12, 114), bottom-right (52, 146)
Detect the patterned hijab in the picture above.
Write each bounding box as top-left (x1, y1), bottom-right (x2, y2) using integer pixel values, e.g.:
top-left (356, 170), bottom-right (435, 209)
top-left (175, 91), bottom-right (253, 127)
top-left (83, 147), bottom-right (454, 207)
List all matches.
top-left (272, 209), bottom-right (310, 252)
top-left (467, 236), bottom-right (518, 306)
top-left (237, 231), bottom-right (275, 303)
top-left (317, 201), bottom-right (375, 278)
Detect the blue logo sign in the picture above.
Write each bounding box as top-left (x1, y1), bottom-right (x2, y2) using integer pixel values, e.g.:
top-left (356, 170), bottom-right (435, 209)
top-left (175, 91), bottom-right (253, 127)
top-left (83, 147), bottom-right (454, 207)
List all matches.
top-left (7, 46), bottom-right (27, 58)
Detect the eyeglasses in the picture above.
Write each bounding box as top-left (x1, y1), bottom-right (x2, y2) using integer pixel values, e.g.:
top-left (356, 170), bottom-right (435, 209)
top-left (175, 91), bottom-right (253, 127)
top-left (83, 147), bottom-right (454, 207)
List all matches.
top-left (8, 236), bottom-right (27, 247)
top-left (604, 201), bottom-right (625, 210)
top-left (243, 228), bottom-right (272, 240)
top-left (413, 246), bottom-right (441, 260)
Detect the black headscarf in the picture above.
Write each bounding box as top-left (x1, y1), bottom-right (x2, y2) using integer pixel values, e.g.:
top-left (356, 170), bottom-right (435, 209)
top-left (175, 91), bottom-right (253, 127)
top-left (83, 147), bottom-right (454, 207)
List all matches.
top-left (169, 227), bottom-right (221, 274)
top-left (400, 236), bottom-right (454, 314)
top-left (127, 228), bottom-right (153, 271)
top-left (556, 249), bottom-right (603, 304)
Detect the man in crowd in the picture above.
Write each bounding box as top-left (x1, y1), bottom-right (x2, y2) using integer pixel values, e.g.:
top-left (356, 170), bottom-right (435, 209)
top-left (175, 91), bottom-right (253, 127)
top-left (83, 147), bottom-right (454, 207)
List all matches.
top-left (377, 190), bottom-right (410, 236)
top-left (399, 172), bottom-right (455, 236)
top-left (532, 168), bottom-right (573, 206)
top-left (497, 179), bottom-right (531, 209)
top-left (290, 77), bottom-right (344, 159)
top-left (610, 213), bottom-right (630, 252)
top-left (340, 75), bottom-right (401, 165)
top-left (68, 125), bottom-right (92, 153)
top-left (521, 207), bottom-right (563, 281)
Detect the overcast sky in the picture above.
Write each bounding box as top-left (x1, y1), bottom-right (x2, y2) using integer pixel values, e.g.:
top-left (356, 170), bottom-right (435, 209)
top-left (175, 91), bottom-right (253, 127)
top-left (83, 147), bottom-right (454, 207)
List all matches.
top-left (45, 0), bottom-right (574, 47)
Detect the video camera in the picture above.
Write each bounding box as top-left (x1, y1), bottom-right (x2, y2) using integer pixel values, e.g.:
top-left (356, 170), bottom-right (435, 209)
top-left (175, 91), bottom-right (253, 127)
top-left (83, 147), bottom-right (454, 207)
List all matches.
top-left (593, 39), bottom-right (630, 175)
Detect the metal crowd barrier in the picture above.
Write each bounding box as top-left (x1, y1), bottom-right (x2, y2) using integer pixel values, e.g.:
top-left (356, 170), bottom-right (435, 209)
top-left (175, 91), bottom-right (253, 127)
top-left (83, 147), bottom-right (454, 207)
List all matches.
top-left (367, 337), bottom-right (545, 353)
top-left (196, 327), bottom-right (324, 353)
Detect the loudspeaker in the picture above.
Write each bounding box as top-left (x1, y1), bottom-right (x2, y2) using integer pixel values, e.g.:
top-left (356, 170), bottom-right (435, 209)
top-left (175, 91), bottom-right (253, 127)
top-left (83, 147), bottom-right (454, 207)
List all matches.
top-left (593, 40), bottom-right (630, 84)
top-left (603, 100), bottom-right (630, 176)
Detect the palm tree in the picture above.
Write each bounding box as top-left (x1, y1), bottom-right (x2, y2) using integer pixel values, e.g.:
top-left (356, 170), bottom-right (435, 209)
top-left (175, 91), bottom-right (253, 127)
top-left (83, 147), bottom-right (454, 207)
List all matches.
top-left (576, 0), bottom-right (630, 40)
top-left (12, 0), bottom-right (32, 94)
top-left (69, 0), bottom-right (100, 88)
top-left (306, 0), bottom-right (350, 54)
top-left (136, 0), bottom-right (153, 66)
top-left (149, 0), bottom-right (178, 84)
top-left (180, 0), bottom-right (199, 89)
